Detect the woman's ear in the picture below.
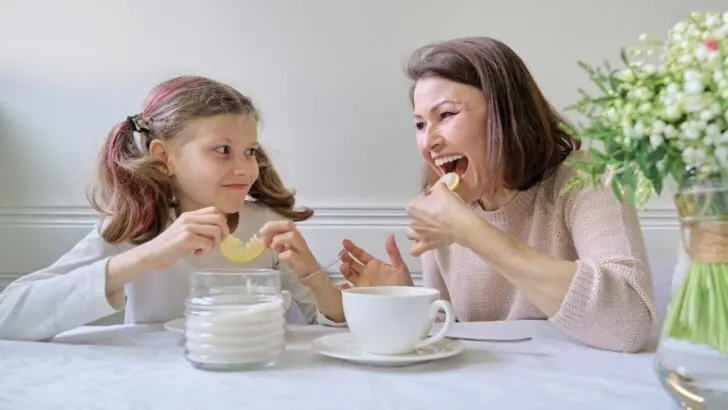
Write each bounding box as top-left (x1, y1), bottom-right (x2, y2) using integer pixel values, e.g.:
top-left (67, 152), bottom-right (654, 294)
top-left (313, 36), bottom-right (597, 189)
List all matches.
top-left (149, 139), bottom-right (175, 176)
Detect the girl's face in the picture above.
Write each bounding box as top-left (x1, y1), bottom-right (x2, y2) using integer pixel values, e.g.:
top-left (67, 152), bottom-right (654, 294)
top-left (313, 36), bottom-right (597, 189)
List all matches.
top-left (412, 76), bottom-right (488, 203)
top-left (152, 114), bottom-right (260, 214)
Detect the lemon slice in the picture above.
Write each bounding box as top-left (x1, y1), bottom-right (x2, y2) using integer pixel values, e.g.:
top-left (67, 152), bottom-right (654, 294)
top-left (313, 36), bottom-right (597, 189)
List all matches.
top-left (438, 172), bottom-right (460, 191)
top-left (220, 234), bottom-right (266, 263)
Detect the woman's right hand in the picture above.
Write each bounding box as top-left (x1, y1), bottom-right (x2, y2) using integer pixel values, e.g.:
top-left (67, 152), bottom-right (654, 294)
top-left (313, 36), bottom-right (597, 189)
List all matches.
top-left (137, 206), bottom-right (230, 270)
top-left (338, 234), bottom-right (414, 287)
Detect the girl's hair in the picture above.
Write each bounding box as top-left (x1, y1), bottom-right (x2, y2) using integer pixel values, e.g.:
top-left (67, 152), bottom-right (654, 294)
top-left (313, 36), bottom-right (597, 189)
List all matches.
top-left (405, 37), bottom-right (581, 196)
top-left (88, 75), bottom-right (313, 245)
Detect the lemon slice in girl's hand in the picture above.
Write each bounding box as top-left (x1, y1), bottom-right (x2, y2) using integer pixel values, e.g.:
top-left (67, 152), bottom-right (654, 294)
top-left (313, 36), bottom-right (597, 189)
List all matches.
top-left (220, 234), bottom-right (266, 263)
top-left (438, 172), bottom-right (460, 191)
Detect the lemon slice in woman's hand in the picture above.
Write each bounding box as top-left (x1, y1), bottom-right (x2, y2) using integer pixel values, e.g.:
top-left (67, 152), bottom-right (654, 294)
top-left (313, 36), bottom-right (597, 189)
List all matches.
top-left (220, 234), bottom-right (266, 263)
top-left (438, 172), bottom-right (460, 191)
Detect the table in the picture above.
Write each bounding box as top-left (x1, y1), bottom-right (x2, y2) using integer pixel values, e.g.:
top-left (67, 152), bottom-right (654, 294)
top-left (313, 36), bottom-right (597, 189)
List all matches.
top-left (0, 320), bottom-right (675, 409)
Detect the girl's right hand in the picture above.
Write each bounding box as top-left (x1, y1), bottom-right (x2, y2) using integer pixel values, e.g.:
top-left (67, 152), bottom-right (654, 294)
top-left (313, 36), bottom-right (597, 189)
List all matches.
top-left (137, 206), bottom-right (230, 270)
top-left (338, 235), bottom-right (414, 287)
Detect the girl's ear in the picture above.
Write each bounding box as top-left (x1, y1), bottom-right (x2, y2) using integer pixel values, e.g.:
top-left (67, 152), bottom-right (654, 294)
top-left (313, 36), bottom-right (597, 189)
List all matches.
top-left (149, 140), bottom-right (175, 176)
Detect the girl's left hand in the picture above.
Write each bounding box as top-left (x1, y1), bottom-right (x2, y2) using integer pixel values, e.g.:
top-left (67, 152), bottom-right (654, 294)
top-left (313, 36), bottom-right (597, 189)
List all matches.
top-left (259, 220), bottom-right (321, 280)
top-left (405, 181), bottom-right (472, 257)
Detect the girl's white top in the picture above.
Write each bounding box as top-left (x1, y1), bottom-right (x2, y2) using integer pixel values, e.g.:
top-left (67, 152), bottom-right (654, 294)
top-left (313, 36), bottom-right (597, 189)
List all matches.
top-left (0, 201), bottom-right (341, 341)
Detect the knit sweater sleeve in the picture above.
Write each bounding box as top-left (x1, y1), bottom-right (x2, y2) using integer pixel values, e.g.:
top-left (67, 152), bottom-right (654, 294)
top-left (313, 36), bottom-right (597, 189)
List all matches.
top-left (421, 250), bottom-right (450, 301)
top-left (549, 183), bottom-right (657, 353)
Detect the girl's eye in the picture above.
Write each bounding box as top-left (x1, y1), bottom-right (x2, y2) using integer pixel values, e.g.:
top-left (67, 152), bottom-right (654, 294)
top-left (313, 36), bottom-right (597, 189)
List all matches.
top-left (214, 145), bottom-right (231, 155)
top-left (245, 148), bottom-right (258, 157)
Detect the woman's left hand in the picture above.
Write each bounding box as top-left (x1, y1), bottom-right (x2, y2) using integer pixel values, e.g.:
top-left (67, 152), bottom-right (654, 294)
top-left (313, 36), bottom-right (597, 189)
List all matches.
top-left (259, 220), bottom-right (321, 279)
top-left (405, 180), bottom-right (473, 257)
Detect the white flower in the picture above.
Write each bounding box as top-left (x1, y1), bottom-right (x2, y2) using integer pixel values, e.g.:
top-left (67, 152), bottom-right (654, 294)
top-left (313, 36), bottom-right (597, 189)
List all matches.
top-left (674, 22), bottom-right (686, 32)
top-left (721, 130), bottom-right (728, 143)
top-left (634, 87), bottom-right (651, 100)
top-left (634, 121), bottom-right (646, 136)
top-left (719, 79), bottom-right (728, 91)
top-left (716, 146), bottom-right (728, 166)
top-left (682, 147), bottom-right (707, 166)
top-left (643, 64), bottom-right (657, 75)
top-left (618, 69), bottom-right (635, 82)
top-left (723, 11), bottom-right (728, 24)
top-left (679, 54), bottom-right (693, 64)
top-left (623, 125), bottom-right (636, 139)
top-left (652, 119), bottom-right (666, 134)
top-left (706, 14), bottom-right (720, 27)
top-left (684, 80), bottom-right (704, 94)
top-left (650, 134), bottom-right (663, 148)
top-left (681, 121), bottom-right (702, 140)
top-left (639, 102), bottom-right (652, 113)
top-left (664, 125), bottom-right (678, 139)
top-left (639, 33), bottom-right (648, 41)
top-left (606, 107), bottom-right (618, 121)
top-left (705, 123), bottom-right (722, 138)
top-left (716, 24), bottom-right (728, 37)
top-left (666, 83), bottom-right (680, 95)
top-left (714, 70), bottom-right (725, 83)
top-left (696, 46), bottom-right (709, 60)
top-left (684, 70), bottom-right (701, 82)
top-left (700, 109), bottom-right (717, 121)
top-left (683, 95), bottom-right (706, 112)
top-left (666, 104), bottom-right (683, 119)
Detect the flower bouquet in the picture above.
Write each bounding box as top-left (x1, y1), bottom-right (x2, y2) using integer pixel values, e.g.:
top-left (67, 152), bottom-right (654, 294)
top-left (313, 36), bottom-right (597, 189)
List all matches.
top-left (562, 9), bottom-right (728, 369)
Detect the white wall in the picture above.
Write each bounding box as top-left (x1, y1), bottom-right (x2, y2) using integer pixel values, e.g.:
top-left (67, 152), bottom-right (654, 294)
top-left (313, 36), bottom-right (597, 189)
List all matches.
top-left (1, 0), bottom-right (720, 289)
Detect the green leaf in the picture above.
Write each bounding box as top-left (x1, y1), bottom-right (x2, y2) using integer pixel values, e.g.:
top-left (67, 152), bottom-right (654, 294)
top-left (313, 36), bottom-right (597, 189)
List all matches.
top-left (621, 166), bottom-right (637, 207)
top-left (611, 178), bottom-right (624, 202)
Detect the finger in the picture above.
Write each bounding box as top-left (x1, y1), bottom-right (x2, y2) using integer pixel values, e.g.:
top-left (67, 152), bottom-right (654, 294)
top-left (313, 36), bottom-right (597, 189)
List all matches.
top-left (270, 231), bottom-right (297, 253)
top-left (278, 249), bottom-right (298, 264)
top-left (189, 234), bottom-right (215, 256)
top-left (385, 234), bottom-right (405, 268)
top-left (340, 252), bottom-right (364, 269)
top-left (410, 239), bottom-right (435, 257)
top-left (184, 224), bottom-right (224, 247)
top-left (340, 262), bottom-right (361, 285)
top-left (183, 212), bottom-right (230, 239)
top-left (405, 227), bottom-right (422, 242)
top-left (342, 239), bottom-right (373, 264)
top-left (339, 283), bottom-right (352, 290)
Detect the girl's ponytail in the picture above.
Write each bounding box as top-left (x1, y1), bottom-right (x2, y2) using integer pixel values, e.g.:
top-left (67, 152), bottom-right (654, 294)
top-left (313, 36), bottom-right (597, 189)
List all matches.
top-left (88, 118), bottom-right (175, 244)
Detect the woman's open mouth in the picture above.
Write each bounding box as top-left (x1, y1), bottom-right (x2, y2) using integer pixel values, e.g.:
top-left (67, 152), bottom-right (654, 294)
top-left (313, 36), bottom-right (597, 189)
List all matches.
top-left (434, 154), bottom-right (469, 178)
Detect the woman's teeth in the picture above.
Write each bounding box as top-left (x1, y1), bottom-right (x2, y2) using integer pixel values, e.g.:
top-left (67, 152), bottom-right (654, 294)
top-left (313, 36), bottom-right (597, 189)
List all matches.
top-left (434, 154), bottom-right (464, 167)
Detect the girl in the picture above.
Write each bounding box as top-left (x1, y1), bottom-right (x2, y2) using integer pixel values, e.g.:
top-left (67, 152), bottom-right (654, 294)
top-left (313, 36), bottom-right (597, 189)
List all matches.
top-left (0, 75), bottom-right (345, 341)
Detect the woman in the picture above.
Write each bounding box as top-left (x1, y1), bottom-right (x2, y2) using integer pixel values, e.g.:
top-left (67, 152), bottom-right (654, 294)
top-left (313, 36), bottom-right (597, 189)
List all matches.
top-left (338, 37), bottom-right (656, 353)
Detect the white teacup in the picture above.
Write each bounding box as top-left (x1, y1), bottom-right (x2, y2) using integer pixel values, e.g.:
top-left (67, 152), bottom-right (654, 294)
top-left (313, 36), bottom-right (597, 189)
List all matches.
top-left (341, 286), bottom-right (455, 355)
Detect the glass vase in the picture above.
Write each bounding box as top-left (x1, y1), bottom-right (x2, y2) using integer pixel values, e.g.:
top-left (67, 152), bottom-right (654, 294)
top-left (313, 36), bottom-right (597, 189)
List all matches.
top-left (654, 176), bottom-right (728, 409)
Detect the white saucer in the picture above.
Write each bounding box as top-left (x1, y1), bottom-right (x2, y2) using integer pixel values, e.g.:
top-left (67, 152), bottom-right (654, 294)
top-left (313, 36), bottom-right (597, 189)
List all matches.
top-left (163, 318), bottom-right (185, 333)
top-left (311, 332), bottom-right (465, 367)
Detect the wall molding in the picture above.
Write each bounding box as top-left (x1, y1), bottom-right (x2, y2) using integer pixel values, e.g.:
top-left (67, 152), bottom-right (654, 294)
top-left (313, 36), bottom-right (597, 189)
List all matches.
top-left (0, 204), bottom-right (679, 226)
top-left (0, 205), bottom-right (680, 289)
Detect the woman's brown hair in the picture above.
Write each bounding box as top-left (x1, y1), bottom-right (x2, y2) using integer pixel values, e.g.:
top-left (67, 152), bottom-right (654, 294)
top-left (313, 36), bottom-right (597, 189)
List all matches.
top-left (406, 37), bottom-right (581, 195)
top-left (88, 75), bottom-right (312, 245)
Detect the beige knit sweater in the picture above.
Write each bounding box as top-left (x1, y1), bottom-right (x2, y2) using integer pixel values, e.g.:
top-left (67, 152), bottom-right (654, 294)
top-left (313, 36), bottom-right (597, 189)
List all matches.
top-left (422, 161), bottom-right (656, 353)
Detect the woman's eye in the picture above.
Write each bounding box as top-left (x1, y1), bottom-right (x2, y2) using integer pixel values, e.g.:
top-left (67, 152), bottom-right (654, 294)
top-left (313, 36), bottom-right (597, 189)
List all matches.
top-left (214, 145), bottom-right (231, 155)
top-left (440, 112), bottom-right (455, 120)
top-left (415, 122), bottom-right (425, 130)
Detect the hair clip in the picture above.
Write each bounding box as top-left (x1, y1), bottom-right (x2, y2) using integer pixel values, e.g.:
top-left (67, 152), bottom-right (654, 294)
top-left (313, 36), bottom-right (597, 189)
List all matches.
top-left (126, 114), bottom-right (151, 133)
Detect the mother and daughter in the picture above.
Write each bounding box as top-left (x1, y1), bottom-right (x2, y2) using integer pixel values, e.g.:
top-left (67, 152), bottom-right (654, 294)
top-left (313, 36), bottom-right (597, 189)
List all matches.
top-left (0, 37), bottom-right (656, 353)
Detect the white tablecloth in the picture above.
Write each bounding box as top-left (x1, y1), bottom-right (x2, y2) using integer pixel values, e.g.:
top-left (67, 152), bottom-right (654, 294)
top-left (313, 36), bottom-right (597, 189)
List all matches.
top-left (0, 320), bottom-right (674, 409)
